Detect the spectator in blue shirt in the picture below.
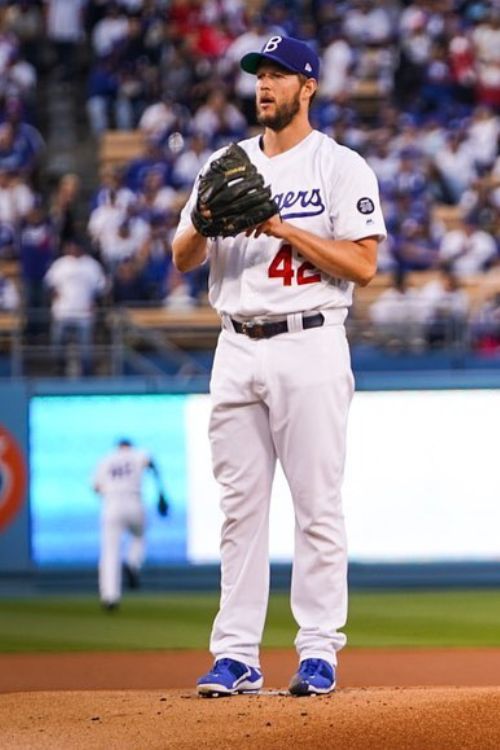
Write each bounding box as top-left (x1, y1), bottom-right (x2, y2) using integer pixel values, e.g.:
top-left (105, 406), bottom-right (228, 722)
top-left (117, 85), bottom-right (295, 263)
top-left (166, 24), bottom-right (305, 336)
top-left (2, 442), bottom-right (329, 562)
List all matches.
top-left (86, 54), bottom-right (119, 135)
top-left (19, 200), bottom-right (56, 337)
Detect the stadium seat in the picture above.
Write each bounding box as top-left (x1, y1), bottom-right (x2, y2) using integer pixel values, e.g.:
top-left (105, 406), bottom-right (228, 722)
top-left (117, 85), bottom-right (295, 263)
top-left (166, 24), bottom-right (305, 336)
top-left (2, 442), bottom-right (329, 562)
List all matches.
top-left (99, 131), bottom-right (147, 170)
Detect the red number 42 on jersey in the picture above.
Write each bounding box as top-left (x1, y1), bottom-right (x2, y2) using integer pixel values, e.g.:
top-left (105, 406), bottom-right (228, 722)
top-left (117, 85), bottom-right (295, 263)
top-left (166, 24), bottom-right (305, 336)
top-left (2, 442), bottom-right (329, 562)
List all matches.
top-left (268, 244), bottom-right (321, 286)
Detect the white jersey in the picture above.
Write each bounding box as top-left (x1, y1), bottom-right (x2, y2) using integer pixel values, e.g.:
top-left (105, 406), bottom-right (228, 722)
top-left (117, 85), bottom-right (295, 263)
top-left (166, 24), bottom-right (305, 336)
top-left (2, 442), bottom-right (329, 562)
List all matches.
top-left (176, 130), bottom-right (387, 318)
top-left (93, 446), bottom-right (151, 503)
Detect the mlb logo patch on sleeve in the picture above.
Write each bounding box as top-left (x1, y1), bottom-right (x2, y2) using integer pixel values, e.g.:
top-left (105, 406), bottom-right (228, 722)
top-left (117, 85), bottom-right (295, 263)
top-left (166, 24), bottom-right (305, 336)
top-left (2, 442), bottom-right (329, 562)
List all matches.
top-left (356, 197), bottom-right (375, 214)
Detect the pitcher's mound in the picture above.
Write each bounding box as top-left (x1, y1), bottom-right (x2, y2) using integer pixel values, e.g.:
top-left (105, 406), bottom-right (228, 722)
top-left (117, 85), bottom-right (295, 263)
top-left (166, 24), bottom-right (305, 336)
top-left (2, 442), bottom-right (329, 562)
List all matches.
top-left (2, 687), bottom-right (500, 750)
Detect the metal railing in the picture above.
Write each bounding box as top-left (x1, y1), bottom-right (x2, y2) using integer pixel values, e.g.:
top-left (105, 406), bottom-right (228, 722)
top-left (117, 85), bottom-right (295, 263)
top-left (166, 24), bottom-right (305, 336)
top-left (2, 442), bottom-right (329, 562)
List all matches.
top-left (0, 306), bottom-right (217, 380)
top-left (0, 305), bottom-right (496, 379)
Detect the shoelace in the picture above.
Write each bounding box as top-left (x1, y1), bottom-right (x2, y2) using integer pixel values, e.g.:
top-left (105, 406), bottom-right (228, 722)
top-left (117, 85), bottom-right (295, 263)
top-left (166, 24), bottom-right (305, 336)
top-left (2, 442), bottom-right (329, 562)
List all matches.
top-left (214, 658), bottom-right (246, 677)
top-left (215, 658), bottom-right (236, 668)
top-left (300, 658), bottom-right (327, 676)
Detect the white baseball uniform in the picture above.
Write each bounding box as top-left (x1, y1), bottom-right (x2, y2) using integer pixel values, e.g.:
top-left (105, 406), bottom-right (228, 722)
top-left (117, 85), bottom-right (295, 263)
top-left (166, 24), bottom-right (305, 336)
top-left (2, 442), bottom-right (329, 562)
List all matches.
top-left (92, 444), bottom-right (152, 604)
top-left (176, 130), bottom-right (386, 667)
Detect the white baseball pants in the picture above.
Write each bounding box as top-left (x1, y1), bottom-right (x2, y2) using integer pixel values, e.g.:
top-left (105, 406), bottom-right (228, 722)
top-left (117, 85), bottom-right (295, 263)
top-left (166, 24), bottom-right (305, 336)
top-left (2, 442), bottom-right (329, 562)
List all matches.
top-left (99, 504), bottom-right (145, 603)
top-left (208, 317), bottom-right (354, 667)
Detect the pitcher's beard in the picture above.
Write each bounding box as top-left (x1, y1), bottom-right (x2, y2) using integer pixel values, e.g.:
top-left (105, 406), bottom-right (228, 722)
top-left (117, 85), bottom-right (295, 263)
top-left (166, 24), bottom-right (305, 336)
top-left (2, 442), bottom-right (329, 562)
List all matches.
top-left (257, 93), bottom-right (301, 131)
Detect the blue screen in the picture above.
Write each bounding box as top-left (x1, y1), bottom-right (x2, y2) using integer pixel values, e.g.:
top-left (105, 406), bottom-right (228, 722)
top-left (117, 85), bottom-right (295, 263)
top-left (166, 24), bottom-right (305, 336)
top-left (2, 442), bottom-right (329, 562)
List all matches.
top-left (30, 394), bottom-right (189, 566)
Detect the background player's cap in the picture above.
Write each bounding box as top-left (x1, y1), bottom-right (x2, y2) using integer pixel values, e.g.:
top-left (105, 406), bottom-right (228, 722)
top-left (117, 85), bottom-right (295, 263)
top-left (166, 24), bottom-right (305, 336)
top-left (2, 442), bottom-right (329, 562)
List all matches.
top-left (240, 36), bottom-right (320, 81)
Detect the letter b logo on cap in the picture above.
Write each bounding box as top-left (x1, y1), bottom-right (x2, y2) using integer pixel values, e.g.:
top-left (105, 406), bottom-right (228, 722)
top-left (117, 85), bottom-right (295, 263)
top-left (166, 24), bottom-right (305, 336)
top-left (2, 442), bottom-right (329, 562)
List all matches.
top-left (263, 36), bottom-right (282, 53)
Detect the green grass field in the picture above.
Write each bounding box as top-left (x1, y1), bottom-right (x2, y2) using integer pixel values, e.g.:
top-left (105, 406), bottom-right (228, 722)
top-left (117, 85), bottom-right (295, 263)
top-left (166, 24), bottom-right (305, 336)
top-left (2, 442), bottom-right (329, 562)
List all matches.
top-left (1, 589), bottom-right (500, 653)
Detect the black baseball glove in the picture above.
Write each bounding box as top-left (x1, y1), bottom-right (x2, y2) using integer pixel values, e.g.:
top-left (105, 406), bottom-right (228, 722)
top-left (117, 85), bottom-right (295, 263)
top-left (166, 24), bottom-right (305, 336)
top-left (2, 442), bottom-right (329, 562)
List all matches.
top-left (191, 143), bottom-right (279, 238)
top-left (157, 492), bottom-right (169, 518)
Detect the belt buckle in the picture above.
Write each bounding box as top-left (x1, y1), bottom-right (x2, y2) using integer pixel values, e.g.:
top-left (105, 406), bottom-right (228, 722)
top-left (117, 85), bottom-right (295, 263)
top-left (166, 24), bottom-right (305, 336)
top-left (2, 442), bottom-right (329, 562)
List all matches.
top-left (241, 321), bottom-right (263, 339)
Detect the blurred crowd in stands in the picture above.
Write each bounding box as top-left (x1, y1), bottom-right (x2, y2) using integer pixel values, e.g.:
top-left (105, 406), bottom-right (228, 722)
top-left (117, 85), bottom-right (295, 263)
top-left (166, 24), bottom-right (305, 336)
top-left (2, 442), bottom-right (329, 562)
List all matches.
top-left (0, 0), bottom-right (499, 372)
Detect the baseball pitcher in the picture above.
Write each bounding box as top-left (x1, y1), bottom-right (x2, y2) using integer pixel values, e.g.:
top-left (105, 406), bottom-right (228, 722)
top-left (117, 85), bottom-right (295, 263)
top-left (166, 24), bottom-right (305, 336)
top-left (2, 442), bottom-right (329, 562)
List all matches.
top-left (173, 35), bottom-right (386, 696)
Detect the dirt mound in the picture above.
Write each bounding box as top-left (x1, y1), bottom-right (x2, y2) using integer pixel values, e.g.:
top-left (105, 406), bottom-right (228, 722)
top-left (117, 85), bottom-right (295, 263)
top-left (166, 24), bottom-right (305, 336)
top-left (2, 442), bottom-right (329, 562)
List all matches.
top-left (2, 650), bottom-right (500, 749)
top-left (2, 687), bottom-right (500, 750)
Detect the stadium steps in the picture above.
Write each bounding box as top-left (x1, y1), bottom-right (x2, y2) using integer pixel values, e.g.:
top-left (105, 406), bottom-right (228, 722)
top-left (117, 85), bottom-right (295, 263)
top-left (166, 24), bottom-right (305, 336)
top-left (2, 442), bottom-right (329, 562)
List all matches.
top-left (37, 45), bottom-right (98, 202)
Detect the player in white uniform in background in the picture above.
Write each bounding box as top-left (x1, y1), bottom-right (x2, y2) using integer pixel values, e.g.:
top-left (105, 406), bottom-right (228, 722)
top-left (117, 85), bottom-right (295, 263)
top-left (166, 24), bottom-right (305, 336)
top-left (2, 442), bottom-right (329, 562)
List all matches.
top-left (173, 36), bottom-right (387, 696)
top-left (92, 438), bottom-right (165, 610)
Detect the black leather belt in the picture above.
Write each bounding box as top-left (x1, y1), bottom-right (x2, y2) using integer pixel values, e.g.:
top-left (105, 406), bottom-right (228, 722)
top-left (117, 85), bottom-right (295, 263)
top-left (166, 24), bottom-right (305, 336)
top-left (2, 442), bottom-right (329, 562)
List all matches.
top-left (231, 313), bottom-right (325, 339)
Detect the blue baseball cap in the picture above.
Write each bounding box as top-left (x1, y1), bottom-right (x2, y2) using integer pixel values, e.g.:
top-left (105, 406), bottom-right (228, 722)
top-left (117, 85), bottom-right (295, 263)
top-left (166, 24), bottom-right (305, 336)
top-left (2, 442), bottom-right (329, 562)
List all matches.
top-left (241, 35), bottom-right (320, 81)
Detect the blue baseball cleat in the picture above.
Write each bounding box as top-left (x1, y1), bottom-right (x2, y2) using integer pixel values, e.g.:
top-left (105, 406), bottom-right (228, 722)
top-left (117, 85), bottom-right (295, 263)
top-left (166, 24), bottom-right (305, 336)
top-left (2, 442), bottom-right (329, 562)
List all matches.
top-left (289, 658), bottom-right (336, 696)
top-left (197, 658), bottom-right (263, 697)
